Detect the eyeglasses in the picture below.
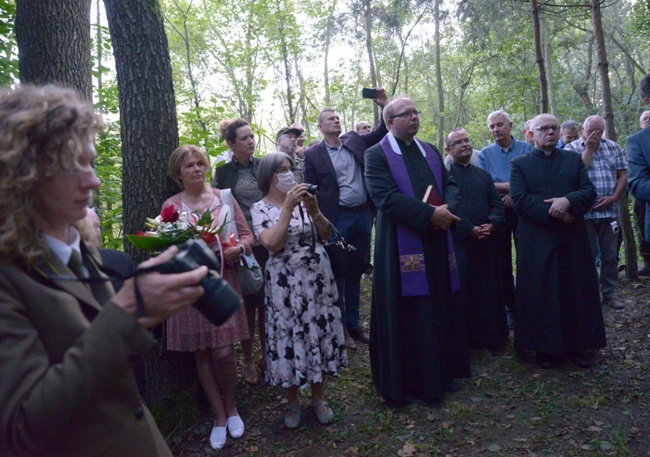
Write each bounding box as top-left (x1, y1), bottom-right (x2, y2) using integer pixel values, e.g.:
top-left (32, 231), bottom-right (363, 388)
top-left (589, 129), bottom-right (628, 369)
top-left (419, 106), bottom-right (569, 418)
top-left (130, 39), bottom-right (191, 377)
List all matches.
top-left (448, 138), bottom-right (471, 148)
top-left (533, 125), bottom-right (560, 132)
top-left (391, 109), bottom-right (421, 119)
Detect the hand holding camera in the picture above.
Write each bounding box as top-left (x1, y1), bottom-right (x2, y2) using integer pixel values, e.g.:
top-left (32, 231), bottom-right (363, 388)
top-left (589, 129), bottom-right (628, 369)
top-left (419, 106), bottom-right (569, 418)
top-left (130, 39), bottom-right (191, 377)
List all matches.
top-left (114, 240), bottom-right (242, 328)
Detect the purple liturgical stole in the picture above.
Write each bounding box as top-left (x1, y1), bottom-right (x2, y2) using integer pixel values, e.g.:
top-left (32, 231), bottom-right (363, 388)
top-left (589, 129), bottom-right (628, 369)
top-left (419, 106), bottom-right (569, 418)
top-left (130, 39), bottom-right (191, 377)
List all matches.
top-left (380, 133), bottom-right (460, 297)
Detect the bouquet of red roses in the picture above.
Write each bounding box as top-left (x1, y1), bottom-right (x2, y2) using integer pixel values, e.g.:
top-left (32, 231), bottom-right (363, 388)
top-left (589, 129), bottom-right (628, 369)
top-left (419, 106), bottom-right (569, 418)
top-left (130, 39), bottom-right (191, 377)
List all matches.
top-left (127, 206), bottom-right (227, 252)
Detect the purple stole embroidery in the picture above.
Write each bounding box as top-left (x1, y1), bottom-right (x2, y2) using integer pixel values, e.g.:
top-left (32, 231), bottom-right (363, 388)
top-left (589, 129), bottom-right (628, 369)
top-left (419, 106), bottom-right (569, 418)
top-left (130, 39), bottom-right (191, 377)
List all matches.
top-left (380, 134), bottom-right (460, 297)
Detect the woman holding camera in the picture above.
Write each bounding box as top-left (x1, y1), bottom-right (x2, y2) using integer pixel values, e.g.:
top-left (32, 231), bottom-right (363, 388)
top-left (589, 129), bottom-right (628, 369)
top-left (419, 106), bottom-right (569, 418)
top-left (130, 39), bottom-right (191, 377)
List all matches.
top-left (251, 153), bottom-right (346, 429)
top-left (0, 85), bottom-right (209, 457)
top-left (213, 118), bottom-right (268, 385)
top-left (162, 145), bottom-right (252, 450)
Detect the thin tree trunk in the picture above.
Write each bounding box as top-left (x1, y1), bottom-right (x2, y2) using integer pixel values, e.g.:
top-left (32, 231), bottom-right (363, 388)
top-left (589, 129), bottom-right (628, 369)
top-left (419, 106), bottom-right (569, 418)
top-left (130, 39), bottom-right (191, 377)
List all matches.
top-left (16, 0), bottom-right (92, 100)
top-left (434, 0), bottom-right (444, 151)
top-left (530, 0), bottom-right (548, 113)
top-left (364, 0), bottom-right (379, 125)
top-left (323, 0), bottom-right (336, 106)
top-left (541, 10), bottom-right (556, 116)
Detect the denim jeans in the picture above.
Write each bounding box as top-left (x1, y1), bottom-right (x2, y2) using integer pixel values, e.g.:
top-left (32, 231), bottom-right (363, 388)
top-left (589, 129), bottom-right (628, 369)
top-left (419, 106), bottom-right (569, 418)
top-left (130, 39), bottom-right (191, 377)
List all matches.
top-left (333, 207), bottom-right (372, 330)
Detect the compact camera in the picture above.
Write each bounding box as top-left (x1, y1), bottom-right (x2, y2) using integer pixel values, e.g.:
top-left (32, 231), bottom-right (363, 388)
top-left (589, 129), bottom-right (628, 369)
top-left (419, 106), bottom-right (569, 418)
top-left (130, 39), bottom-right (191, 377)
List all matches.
top-left (306, 184), bottom-right (319, 195)
top-left (611, 220), bottom-right (619, 234)
top-left (154, 239), bottom-right (242, 326)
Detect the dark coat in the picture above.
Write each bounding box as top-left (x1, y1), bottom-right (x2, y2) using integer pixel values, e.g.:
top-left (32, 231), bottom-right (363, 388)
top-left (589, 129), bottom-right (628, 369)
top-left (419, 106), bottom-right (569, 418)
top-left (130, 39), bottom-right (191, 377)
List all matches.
top-left (449, 163), bottom-right (509, 348)
top-left (364, 138), bottom-right (470, 403)
top-left (510, 148), bottom-right (606, 355)
top-left (99, 248), bottom-right (134, 292)
top-left (302, 119), bottom-right (387, 224)
top-left (627, 126), bottom-right (650, 202)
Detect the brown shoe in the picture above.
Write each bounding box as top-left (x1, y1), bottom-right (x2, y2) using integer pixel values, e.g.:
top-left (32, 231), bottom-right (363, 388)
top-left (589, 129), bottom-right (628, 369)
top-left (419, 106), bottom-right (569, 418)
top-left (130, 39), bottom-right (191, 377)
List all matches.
top-left (344, 332), bottom-right (357, 351)
top-left (348, 326), bottom-right (369, 344)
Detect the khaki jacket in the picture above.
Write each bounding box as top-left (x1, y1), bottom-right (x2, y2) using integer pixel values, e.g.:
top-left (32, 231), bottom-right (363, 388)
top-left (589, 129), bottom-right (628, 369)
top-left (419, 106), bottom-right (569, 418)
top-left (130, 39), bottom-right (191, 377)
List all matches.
top-left (0, 245), bottom-right (171, 457)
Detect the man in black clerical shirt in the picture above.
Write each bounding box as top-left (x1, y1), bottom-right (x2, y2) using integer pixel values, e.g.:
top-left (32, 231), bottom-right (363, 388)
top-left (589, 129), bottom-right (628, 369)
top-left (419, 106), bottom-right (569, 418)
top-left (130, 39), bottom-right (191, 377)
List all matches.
top-left (446, 129), bottom-right (508, 351)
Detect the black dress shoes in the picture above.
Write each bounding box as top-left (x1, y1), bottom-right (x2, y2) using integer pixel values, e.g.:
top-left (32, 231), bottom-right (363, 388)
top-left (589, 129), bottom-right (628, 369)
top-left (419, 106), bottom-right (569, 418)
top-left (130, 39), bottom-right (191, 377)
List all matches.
top-left (536, 353), bottom-right (554, 369)
top-left (348, 326), bottom-right (369, 344)
top-left (570, 353), bottom-right (591, 368)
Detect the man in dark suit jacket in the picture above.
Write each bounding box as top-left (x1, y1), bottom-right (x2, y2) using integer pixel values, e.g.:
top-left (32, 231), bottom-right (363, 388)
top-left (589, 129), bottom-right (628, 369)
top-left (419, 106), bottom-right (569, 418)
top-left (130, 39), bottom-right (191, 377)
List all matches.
top-left (628, 73), bottom-right (650, 203)
top-left (302, 89), bottom-right (388, 349)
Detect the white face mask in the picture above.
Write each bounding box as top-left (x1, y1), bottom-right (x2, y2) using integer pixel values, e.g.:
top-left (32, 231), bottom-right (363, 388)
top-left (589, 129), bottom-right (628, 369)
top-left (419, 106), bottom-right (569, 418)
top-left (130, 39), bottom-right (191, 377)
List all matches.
top-left (276, 170), bottom-right (295, 193)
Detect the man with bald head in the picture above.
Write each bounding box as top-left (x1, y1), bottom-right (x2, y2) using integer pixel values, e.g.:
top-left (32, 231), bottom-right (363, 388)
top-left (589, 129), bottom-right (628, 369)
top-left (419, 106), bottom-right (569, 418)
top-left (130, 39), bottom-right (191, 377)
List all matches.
top-left (356, 121), bottom-right (372, 134)
top-left (446, 129), bottom-right (508, 351)
top-left (364, 97), bottom-right (469, 404)
top-left (565, 115), bottom-right (627, 309)
top-left (511, 114), bottom-right (605, 369)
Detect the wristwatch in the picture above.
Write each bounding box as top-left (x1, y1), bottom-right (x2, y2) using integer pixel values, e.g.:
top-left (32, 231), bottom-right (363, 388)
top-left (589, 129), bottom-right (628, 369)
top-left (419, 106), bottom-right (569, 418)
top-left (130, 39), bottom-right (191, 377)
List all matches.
top-left (311, 212), bottom-right (322, 221)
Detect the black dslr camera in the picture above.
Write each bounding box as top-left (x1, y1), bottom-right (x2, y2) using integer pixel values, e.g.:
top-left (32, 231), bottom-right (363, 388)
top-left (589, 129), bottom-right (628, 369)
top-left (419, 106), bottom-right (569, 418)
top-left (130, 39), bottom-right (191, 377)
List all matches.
top-left (154, 239), bottom-right (242, 326)
top-left (306, 184), bottom-right (319, 195)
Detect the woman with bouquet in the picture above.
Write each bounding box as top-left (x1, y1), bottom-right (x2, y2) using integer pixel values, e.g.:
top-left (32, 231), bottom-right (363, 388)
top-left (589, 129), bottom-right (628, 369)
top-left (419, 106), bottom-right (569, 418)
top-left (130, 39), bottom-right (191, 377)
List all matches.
top-left (213, 118), bottom-right (267, 385)
top-left (251, 153), bottom-right (347, 429)
top-left (162, 145), bottom-right (253, 450)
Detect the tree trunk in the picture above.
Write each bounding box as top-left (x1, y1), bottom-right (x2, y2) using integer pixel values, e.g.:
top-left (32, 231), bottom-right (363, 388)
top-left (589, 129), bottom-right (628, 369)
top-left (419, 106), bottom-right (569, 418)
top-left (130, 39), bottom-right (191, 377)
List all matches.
top-left (530, 0), bottom-right (548, 113)
top-left (541, 10), bottom-right (556, 116)
top-left (434, 0), bottom-right (444, 151)
top-left (104, 0), bottom-right (194, 404)
top-left (323, 0), bottom-right (337, 106)
top-left (364, 0), bottom-right (379, 125)
top-left (16, 0), bottom-right (92, 100)
top-left (590, 0), bottom-right (637, 278)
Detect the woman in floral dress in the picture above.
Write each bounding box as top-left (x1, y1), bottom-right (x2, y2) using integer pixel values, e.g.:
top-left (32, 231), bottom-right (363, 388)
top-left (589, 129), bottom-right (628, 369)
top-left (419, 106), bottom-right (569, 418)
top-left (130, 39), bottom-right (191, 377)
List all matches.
top-left (251, 152), bottom-right (346, 429)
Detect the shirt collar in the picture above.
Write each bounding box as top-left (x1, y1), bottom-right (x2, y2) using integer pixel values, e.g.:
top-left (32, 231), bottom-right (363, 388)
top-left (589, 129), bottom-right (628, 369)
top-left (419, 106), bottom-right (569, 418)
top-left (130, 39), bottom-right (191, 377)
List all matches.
top-left (41, 227), bottom-right (82, 265)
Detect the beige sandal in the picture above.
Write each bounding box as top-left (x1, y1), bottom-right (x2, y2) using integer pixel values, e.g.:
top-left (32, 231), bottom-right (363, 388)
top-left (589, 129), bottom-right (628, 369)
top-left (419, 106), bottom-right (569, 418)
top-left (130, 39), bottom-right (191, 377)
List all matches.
top-left (312, 400), bottom-right (334, 425)
top-left (284, 403), bottom-right (301, 429)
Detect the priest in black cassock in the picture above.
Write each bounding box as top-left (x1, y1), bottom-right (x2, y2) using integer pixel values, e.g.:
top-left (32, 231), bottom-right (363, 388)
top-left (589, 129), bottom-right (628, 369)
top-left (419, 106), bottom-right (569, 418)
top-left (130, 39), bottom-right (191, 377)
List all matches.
top-left (445, 129), bottom-right (509, 351)
top-left (510, 113), bottom-right (606, 369)
top-left (364, 97), bottom-right (470, 404)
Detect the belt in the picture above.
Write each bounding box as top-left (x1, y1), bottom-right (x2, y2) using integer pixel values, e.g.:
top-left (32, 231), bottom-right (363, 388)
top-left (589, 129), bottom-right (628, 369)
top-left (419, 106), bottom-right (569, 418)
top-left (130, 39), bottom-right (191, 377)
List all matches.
top-left (338, 203), bottom-right (369, 213)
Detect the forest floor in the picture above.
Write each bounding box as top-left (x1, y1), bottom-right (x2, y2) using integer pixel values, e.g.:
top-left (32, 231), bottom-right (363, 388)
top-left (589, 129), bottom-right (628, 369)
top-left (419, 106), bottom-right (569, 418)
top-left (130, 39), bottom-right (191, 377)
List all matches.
top-left (165, 275), bottom-right (649, 457)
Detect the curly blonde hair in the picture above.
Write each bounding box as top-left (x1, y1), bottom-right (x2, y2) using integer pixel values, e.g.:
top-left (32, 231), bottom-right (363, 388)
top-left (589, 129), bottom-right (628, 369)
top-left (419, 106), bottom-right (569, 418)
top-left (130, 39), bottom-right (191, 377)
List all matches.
top-left (0, 85), bottom-right (104, 268)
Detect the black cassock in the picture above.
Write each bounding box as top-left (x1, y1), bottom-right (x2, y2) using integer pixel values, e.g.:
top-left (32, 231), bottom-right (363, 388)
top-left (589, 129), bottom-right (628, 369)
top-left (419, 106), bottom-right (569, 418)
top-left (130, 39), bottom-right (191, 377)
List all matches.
top-left (510, 148), bottom-right (606, 355)
top-left (449, 162), bottom-right (509, 349)
top-left (364, 139), bottom-right (470, 404)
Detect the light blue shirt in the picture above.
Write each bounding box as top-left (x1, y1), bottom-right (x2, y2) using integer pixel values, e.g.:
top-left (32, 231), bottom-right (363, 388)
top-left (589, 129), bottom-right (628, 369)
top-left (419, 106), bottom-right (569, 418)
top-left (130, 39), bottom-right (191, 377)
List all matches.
top-left (325, 141), bottom-right (366, 207)
top-left (478, 137), bottom-right (532, 183)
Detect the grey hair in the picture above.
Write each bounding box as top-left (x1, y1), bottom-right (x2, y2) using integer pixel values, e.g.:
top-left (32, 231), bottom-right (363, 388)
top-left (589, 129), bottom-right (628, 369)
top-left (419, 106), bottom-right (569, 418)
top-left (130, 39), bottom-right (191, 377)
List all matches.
top-left (560, 120), bottom-right (580, 132)
top-left (639, 73), bottom-right (650, 99)
top-left (487, 110), bottom-right (511, 125)
top-left (257, 152), bottom-right (295, 195)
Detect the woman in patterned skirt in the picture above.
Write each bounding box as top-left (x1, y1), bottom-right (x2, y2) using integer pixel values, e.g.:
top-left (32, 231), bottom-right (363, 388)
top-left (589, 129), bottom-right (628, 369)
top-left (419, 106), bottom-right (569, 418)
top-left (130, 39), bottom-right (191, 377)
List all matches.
top-left (251, 153), bottom-right (346, 429)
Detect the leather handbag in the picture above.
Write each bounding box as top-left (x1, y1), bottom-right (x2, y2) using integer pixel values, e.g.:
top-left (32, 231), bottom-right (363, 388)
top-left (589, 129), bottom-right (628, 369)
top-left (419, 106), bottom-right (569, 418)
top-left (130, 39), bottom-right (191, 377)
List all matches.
top-left (324, 223), bottom-right (370, 280)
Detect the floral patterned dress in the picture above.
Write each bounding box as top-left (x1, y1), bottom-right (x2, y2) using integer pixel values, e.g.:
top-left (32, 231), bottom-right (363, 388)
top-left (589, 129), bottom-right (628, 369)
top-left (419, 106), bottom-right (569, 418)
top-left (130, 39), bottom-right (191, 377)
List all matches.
top-left (251, 200), bottom-right (347, 388)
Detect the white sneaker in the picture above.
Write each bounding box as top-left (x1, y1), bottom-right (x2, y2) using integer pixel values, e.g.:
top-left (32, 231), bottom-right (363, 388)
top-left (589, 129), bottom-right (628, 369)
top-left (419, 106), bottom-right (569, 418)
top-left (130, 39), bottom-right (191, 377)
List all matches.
top-left (210, 422), bottom-right (227, 450)
top-left (226, 412), bottom-right (245, 438)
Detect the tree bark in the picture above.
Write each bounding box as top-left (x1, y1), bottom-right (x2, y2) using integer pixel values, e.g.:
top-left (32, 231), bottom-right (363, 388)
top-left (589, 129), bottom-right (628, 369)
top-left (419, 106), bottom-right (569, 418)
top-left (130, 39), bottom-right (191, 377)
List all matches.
top-left (364, 0), bottom-right (379, 125)
top-left (434, 0), bottom-right (444, 151)
top-left (104, 0), bottom-right (191, 404)
top-left (16, 0), bottom-right (92, 100)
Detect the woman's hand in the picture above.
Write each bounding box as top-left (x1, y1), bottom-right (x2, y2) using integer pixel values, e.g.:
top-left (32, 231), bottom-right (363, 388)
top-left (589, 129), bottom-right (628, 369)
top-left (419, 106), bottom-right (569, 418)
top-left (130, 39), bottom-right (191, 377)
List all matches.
top-left (222, 245), bottom-right (243, 263)
top-left (283, 183), bottom-right (307, 211)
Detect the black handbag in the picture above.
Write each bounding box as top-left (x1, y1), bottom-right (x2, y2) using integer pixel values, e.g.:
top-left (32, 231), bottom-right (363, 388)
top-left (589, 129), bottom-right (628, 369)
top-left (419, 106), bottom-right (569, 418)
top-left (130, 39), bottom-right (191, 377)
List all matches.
top-left (323, 223), bottom-right (370, 280)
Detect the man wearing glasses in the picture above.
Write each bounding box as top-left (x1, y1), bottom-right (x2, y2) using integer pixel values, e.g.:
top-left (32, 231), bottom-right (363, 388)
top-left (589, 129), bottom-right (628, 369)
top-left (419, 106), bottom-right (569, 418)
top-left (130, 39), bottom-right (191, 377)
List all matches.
top-left (565, 115), bottom-right (627, 310)
top-left (511, 113), bottom-right (605, 369)
top-left (478, 110), bottom-right (532, 330)
top-left (364, 97), bottom-right (469, 404)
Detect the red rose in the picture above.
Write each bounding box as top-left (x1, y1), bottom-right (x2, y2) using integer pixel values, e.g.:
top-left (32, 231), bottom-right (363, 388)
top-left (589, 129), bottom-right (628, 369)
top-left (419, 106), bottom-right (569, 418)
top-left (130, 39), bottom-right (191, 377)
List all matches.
top-left (160, 206), bottom-right (180, 223)
top-left (136, 231), bottom-right (146, 236)
top-left (201, 232), bottom-right (217, 247)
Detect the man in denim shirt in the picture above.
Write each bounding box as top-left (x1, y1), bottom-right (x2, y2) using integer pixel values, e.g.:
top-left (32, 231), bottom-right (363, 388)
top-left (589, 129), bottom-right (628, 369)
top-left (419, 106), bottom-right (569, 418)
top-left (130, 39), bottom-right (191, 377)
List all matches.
top-left (566, 115), bottom-right (627, 309)
top-left (478, 110), bottom-right (532, 329)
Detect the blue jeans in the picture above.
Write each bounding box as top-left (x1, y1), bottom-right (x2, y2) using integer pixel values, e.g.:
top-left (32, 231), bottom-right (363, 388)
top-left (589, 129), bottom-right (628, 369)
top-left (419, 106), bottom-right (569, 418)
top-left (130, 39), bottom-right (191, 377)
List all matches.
top-left (334, 207), bottom-right (372, 330)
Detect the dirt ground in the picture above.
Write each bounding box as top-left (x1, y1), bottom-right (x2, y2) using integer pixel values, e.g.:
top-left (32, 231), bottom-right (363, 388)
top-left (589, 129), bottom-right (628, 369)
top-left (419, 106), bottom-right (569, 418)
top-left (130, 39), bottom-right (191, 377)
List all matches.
top-left (167, 275), bottom-right (649, 456)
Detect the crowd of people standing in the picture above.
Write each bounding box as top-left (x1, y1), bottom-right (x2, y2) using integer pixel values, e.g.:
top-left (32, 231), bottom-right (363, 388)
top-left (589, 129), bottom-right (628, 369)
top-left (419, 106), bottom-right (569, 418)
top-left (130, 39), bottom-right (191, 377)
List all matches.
top-left (2, 72), bottom-right (650, 455)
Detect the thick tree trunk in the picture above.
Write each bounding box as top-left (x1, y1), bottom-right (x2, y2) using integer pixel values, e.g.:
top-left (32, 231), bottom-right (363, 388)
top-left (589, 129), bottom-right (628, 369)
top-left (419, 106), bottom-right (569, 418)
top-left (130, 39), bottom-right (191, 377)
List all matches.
top-left (16, 0), bottom-right (92, 100)
top-left (590, 0), bottom-right (637, 278)
top-left (104, 0), bottom-right (194, 404)
top-left (530, 0), bottom-right (548, 113)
